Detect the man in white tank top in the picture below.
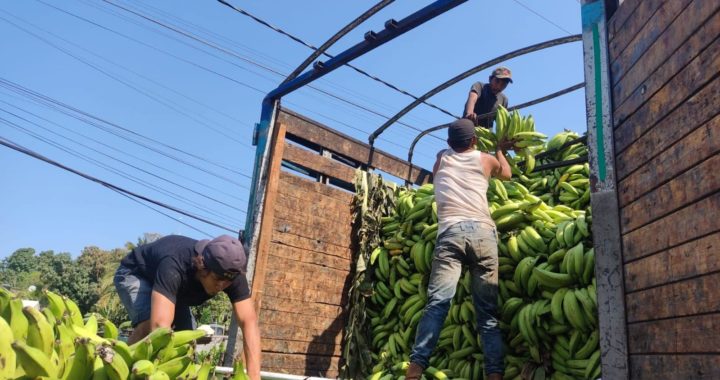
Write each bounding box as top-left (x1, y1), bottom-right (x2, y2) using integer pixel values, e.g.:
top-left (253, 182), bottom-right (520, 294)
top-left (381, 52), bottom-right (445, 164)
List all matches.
top-left (406, 118), bottom-right (512, 380)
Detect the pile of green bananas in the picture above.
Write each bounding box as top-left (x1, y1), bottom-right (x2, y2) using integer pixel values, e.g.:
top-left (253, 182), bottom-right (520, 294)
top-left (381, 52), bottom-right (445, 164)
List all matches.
top-left (0, 288), bottom-right (217, 380)
top-left (475, 107), bottom-right (548, 174)
top-left (363, 130), bottom-right (599, 380)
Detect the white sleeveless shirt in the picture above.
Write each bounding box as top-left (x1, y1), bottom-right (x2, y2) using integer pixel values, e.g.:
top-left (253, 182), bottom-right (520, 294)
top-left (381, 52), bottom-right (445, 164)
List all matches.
top-left (434, 149), bottom-right (495, 234)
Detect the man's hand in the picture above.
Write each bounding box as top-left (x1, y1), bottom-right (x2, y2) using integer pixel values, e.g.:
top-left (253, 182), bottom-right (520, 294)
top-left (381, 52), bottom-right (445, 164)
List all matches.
top-left (496, 139), bottom-right (514, 152)
top-left (464, 113), bottom-right (478, 125)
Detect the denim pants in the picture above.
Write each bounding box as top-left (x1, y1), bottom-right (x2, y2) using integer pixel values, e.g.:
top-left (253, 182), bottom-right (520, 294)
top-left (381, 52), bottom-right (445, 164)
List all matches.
top-left (114, 265), bottom-right (196, 330)
top-left (409, 221), bottom-right (504, 375)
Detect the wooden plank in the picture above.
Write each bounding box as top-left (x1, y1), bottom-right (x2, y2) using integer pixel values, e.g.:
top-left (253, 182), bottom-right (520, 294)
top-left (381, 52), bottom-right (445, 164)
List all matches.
top-left (261, 295), bottom-right (343, 318)
top-left (622, 191), bottom-right (720, 262)
top-left (607, 0), bottom-right (642, 44)
top-left (613, 34), bottom-right (720, 156)
top-left (608, 0), bottom-right (664, 66)
top-left (273, 216), bottom-right (350, 249)
top-left (260, 322), bottom-right (344, 345)
top-left (624, 232), bottom-right (720, 292)
top-left (251, 123), bottom-right (286, 311)
top-left (270, 231), bottom-right (353, 260)
top-left (273, 209), bottom-right (352, 240)
top-left (262, 337), bottom-right (340, 357)
top-left (264, 257), bottom-right (350, 284)
top-left (629, 354), bottom-right (720, 379)
top-left (282, 142), bottom-right (356, 184)
top-left (628, 313), bottom-right (720, 354)
top-left (626, 272), bottom-right (720, 323)
top-left (268, 242), bottom-right (351, 272)
top-left (273, 196), bottom-right (352, 236)
top-left (263, 352), bottom-right (340, 375)
top-left (620, 154), bottom-right (720, 232)
top-left (261, 309), bottom-right (347, 335)
top-left (262, 278), bottom-right (347, 306)
top-left (612, 0), bottom-right (713, 89)
top-left (276, 191), bottom-right (353, 223)
top-left (278, 170), bottom-right (352, 203)
top-left (613, 11), bottom-right (720, 126)
top-left (278, 109), bottom-right (432, 185)
top-left (618, 113), bottom-right (720, 206)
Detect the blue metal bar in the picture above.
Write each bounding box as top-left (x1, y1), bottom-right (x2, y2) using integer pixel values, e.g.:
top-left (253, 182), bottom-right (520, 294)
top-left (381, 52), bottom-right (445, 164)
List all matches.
top-left (267, 0), bottom-right (467, 101)
top-left (281, 0), bottom-right (394, 84)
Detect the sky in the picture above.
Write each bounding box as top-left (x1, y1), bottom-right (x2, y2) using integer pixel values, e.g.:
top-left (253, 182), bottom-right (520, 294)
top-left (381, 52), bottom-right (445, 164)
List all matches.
top-left (0, 0), bottom-right (586, 257)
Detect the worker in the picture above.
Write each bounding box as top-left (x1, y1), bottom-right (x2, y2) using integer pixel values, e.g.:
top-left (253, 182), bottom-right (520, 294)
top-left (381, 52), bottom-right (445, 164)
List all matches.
top-left (114, 234), bottom-right (261, 379)
top-left (463, 66), bottom-right (512, 128)
top-left (406, 118), bottom-right (512, 380)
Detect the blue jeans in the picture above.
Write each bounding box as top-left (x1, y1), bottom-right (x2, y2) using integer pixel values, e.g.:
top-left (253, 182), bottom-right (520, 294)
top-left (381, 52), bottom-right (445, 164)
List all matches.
top-left (113, 265), bottom-right (196, 330)
top-left (409, 221), bottom-right (504, 375)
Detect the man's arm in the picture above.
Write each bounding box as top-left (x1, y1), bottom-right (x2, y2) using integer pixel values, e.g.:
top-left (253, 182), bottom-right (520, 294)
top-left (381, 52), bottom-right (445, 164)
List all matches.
top-left (491, 146), bottom-right (512, 181)
top-left (432, 150), bottom-right (445, 178)
top-left (233, 298), bottom-right (261, 380)
top-left (464, 90), bottom-right (479, 120)
top-left (150, 290), bottom-right (176, 329)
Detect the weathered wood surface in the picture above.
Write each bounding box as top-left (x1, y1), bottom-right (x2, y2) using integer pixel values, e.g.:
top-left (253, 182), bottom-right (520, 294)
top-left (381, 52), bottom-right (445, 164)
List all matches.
top-left (613, 11), bottom-right (720, 127)
top-left (282, 142), bottom-right (356, 184)
top-left (622, 192), bottom-right (720, 262)
top-left (617, 113), bottom-right (720, 208)
top-left (278, 170), bottom-right (353, 203)
top-left (628, 313), bottom-right (720, 354)
top-left (620, 153), bottom-right (719, 233)
top-left (630, 355), bottom-right (720, 380)
top-left (613, 35), bottom-right (720, 155)
top-left (278, 109), bottom-right (432, 185)
top-left (624, 232), bottom-right (719, 292)
top-left (607, 0), bottom-right (642, 46)
top-left (263, 353), bottom-right (340, 377)
top-left (625, 272), bottom-right (720, 323)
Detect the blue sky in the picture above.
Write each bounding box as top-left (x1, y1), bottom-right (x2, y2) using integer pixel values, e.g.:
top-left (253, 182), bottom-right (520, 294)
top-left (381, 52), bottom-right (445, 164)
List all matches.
top-left (0, 0), bottom-right (585, 257)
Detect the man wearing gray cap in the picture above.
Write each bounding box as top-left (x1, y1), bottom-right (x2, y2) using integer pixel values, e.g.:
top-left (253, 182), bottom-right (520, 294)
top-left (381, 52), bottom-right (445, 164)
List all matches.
top-left (406, 119), bottom-right (512, 380)
top-left (114, 234), bottom-right (260, 378)
top-left (464, 66), bottom-right (512, 128)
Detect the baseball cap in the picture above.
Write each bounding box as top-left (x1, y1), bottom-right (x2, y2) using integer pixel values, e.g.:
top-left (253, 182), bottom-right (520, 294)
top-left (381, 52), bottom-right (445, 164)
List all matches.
top-left (448, 118), bottom-right (476, 142)
top-left (195, 235), bottom-right (247, 280)
top-left (492, 66), bottom-right (513, 83)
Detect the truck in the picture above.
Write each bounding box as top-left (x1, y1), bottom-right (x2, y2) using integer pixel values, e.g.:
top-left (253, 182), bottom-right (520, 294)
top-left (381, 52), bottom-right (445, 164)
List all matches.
top-left (224, 0), bottom-right (720, 378)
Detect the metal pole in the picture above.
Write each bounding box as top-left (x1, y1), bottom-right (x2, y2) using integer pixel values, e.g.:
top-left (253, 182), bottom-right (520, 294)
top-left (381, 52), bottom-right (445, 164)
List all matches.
top-left (581, 0), bottom-right (628, 379)
top-left (369, 35), bottom-right (582, 145)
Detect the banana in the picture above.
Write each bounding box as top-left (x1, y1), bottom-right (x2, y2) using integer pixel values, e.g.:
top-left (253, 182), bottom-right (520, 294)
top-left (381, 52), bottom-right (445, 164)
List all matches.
top-left (5, 298), bottom-right (28, 341)
top-left (61, 338), bottom-right (94, 380)
top-left (102, 319), bottom-right (119, 340)
top-left (85, 313), bottom-right (99, 335)
top-left (575, 329), bottom-right (599, 360)
top-left (582, 248), bottom-right (596, 285)
top-left (0, 318), bottom-right (16, 379)
top-left (130, 336), bottom-right (153, 362)
top-left (13, 339), bottom-right (59, 378)
top-left (93, 355), bottom-right (108, 380)
top-left (532, 267), bottom-right (574, 289)
top-left (146, 327), bottom-right (173, 356)
top-left (63, 296), bottom-right (84, 327)
top-left (551, 288), bottom-right (568, 324)
top-left (23, 305), bottom-right (55, 355)
top-left (97, 345), bottom-right (130, 380)
top-left (195, 361), bottom-right (213, 380)
top-left (563, 221), bottom-right (576, 247)
top-left (575, 288), bottom-right (598, 327)
top-left (562, 291), bottom-right (587, 332)
top-left (132, 359), bottom-right (155, 377)
top-left (573, 244), bottom-right (585, 281)
top-left (43, 290), bottom-right (67, 320)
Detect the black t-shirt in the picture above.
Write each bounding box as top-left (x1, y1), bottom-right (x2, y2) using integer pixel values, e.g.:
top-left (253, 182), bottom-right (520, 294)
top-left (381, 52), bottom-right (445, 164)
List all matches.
top-left (470, 82), bottom-right (509, 128)
top-left (120, 235), bottom-right (250, 305)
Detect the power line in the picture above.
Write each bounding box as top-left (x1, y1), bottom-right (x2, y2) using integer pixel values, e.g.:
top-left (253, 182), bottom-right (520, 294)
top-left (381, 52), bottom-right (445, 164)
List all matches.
top-left (0, 9), bottom-right (255, 150)
top-left (0, 78), bottom-right (252, 186)
top-left (0, 96), bottom-right (248, 205)
top-left (99, 0), bottom-right (447, 142)
top-left (31, 0), bottom-right (433, 147)
top-left (0, 135), bottom-right (237, 233)
top-left (510, 0), bottom-right (573, 35)
top-left (0, 116), bottom-right (244, 227)
top-left (0, 105), bottom-right (248, 217)
top-left (214, 0), bottom-right (460, 119)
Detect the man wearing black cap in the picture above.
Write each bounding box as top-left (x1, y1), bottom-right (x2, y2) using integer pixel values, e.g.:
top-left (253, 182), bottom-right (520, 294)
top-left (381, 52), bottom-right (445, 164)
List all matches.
top-left (463, 66), bottom-right (512, 128)
top-left (405, 119), bottom-right (512, 380)
top-left (114, 234), bottom-right (260, 378)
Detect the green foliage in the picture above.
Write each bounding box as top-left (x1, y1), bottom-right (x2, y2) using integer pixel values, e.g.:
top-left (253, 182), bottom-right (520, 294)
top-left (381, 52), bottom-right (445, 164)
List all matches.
top-left (192, 291), bottom-right (232, 327)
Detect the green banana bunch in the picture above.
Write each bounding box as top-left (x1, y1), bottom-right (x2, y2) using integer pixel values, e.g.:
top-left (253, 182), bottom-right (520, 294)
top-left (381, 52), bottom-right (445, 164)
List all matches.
top-left (0, 317), bottom-right (17, 379)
